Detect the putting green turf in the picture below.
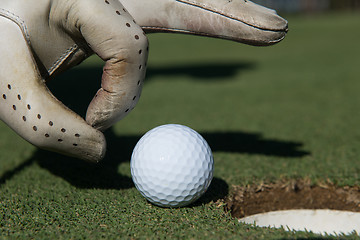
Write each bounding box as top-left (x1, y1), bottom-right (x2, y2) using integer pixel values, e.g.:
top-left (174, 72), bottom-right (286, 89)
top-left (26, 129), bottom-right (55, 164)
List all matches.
top-left (1, 12), bottom-right (360, 239)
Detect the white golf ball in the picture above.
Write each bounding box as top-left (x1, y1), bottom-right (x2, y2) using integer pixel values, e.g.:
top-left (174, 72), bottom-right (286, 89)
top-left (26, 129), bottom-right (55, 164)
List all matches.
top-left (130, 124), bottom-right (214, 207)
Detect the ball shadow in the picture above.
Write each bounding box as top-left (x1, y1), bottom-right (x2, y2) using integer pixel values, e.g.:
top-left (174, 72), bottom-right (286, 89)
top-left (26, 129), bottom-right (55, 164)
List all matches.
top-left (1, 61), bottom-right (308, 206)
top-left (2, 128), bottom-right (310, 191)
top-left (193, 177), bottom-right (229, 206)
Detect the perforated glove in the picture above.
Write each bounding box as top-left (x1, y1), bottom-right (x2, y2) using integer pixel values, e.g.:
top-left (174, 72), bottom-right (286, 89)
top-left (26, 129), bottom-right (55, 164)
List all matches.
top-left (0, 0), bottom-right (287, 162)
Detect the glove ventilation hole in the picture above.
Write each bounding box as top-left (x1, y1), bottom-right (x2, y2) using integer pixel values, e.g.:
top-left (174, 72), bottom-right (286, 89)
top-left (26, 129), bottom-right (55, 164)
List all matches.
top-left (1, 83), bottom-right (82, 150)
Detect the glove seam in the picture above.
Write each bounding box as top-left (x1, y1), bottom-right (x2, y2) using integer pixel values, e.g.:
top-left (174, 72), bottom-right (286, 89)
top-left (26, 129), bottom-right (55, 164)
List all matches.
top-left (0, 8), bottom-right (83, 77)
top-left (47, 44), bottom-right (80, 75)
top-left (0, 8), bottom-right (31, 47)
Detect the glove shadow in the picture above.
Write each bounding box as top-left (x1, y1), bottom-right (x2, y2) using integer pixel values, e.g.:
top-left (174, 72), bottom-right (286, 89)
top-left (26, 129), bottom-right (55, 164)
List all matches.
top-left (47, 60), bottom-right (256, 120)
top-left (35, 130), bottom-right (135, 190)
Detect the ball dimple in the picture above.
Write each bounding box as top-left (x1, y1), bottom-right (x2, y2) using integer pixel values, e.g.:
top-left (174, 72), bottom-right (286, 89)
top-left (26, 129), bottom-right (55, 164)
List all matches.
top-left (130, 124), bottom-right (213, 208)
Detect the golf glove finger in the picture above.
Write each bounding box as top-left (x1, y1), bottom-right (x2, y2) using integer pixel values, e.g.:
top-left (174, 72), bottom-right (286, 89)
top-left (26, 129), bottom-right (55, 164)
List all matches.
top-left (0, 0), bottom-right (148, 162)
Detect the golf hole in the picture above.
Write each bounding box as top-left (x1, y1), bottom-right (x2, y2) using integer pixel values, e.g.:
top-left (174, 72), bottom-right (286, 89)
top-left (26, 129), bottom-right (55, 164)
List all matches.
top-left (226, 179), bottom-right (360, 236)
top-left (238, 209), bottom-right (360, 235)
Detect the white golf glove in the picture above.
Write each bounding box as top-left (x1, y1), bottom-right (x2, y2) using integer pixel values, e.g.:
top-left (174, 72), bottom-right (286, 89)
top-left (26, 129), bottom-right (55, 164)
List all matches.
top-left (0, 0), bottom-right (287, 162)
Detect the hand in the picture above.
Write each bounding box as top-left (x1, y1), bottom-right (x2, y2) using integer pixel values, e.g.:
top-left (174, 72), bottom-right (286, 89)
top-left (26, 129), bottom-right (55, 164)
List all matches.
top-left (0, 0), bottom-right (287, 162)
top-left (0, 0), bottom-right (147, 162)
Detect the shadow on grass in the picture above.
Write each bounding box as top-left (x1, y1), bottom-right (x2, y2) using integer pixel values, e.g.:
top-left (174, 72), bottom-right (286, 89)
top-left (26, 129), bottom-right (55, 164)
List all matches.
top-left (47, 61), bottom-right (255, 118)
top-left (31, 129), bottom-right (308, 190)
top-left (0, 157), bottom-right (35, 185)
top-left (280, 238), bottom-right (336, 240)
top-left (195, 177), bottom-right (229, 206)
top-left (146, 62), bottom-right (256, 80)
top-left (0, 128), bottom-right (309, 192)
top-left (0, 61), bottom-right (308, 205)
top-left (203, 132), bottom-right (309, 157)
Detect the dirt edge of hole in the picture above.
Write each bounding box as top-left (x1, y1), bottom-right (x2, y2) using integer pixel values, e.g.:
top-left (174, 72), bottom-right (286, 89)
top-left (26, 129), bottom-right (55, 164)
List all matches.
top-left (225, 179), bottom-right (360, 219)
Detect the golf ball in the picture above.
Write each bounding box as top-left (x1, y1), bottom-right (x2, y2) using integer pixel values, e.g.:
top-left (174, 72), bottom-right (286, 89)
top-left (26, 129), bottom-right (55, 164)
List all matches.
top-left (130, 124), bottom-right (214, 207)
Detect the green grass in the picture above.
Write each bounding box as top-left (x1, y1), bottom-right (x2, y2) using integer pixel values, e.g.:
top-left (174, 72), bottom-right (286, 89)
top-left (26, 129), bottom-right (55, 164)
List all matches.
top-left (1, 12), bottom-right (360, 239)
